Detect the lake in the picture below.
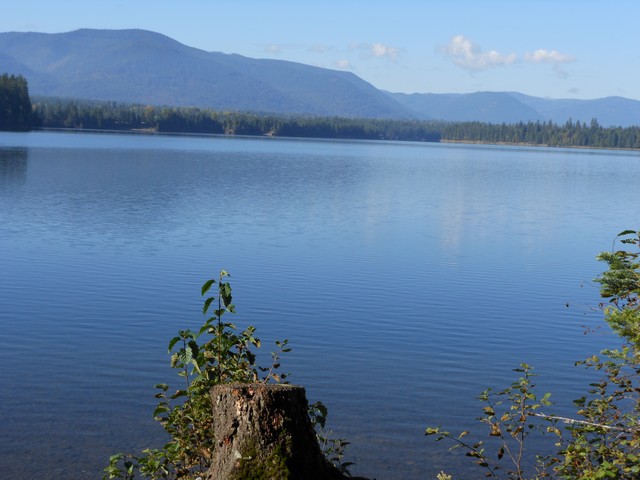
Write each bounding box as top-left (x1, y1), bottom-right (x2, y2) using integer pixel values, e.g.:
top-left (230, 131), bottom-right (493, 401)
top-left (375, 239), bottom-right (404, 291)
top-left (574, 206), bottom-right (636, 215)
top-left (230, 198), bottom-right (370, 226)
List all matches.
top-left (0, 131), bottom-right (637, 479)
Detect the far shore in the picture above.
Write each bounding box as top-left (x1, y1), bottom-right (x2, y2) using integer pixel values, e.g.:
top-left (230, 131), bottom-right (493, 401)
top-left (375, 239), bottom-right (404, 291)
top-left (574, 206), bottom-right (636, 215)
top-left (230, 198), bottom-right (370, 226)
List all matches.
top-left (440, 138), bottom-right (640, 152)
top-left (30, 126), bottom-right (640, 153)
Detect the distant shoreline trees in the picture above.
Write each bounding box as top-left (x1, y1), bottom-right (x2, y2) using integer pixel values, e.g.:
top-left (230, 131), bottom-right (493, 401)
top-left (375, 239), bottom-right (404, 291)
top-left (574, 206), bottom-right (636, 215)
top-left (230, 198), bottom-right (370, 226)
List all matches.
top-left (26, 96), bottom-right (640, 150)
top-left (441, 119), bottom-right (640, 150)
top-left (32, 97), bottom-right (442, 142)
top-left (0, 74), bottom-right (37, 131)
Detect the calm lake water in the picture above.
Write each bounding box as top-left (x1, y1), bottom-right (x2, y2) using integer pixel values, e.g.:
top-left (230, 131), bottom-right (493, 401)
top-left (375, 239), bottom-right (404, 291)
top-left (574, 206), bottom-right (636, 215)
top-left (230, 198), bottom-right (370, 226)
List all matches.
top-left (0, 131), bottom-right (638, 479)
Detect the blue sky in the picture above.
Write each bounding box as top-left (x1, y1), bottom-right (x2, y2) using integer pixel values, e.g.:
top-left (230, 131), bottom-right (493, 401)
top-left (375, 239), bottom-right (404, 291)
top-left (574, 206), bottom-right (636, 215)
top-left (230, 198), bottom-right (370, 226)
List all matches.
top-left (2, 0), bottom-right (639, 100)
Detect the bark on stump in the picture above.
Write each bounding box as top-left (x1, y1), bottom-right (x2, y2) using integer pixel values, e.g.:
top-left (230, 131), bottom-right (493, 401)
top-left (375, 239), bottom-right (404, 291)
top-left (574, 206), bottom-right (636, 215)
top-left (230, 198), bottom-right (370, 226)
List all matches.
top-left (205, 383), bottom-right (347, 480)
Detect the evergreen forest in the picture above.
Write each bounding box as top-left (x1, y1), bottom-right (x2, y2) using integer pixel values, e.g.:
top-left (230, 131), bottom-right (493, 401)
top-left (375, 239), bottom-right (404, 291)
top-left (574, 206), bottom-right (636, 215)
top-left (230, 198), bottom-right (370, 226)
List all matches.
top-left (32, 97), bottom-right (640, 150)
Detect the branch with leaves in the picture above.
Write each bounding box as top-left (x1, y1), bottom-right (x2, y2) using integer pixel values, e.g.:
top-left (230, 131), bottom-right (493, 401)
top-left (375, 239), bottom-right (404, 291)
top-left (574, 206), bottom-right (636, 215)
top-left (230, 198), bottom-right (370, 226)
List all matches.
top-left (427, 230), bottom-right (640, 480)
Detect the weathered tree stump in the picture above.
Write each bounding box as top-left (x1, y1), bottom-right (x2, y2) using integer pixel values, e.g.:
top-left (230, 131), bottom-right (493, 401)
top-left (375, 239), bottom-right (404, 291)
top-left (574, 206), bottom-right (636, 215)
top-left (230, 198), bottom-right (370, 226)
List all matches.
top-left (205, 383), bottom-right (348, 480)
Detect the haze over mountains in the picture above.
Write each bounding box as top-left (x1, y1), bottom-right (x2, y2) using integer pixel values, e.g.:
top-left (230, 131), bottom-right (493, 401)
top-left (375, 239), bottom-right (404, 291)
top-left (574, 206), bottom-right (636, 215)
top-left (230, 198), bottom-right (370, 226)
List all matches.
top-left (0, 28), bottom-right (638, 127)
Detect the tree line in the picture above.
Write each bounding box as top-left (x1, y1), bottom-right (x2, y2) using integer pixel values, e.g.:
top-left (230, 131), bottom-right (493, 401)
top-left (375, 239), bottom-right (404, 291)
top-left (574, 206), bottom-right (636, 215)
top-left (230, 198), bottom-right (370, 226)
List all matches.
top-left (32, 97), bottom-right (442, 142)
top-left (32, 97), bottom-right (640, 149)
top-left (442, 119), bottom-right (640, 149)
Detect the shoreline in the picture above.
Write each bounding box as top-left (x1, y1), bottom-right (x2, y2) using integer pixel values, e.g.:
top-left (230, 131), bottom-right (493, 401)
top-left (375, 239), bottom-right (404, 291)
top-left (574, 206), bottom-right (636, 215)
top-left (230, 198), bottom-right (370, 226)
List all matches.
top-left (31, 127), bottom-right (640, 153)
top-left (440, 138), bottom-right (640, 152)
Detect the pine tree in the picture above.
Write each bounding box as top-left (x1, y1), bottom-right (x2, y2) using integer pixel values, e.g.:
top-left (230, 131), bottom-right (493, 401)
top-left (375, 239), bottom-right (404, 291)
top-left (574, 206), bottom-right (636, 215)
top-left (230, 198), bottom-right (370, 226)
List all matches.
top-left (0, 74), bottom-right (35, 131)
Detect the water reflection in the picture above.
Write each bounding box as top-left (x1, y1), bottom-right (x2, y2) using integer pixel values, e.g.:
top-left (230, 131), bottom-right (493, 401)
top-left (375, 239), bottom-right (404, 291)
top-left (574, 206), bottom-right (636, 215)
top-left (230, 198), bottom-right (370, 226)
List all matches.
top-left (0, 147), bottom-right (28, 185)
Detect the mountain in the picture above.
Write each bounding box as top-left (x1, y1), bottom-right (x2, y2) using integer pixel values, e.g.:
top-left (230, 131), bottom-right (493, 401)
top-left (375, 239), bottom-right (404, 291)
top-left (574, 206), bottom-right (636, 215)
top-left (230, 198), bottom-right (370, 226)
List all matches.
top-left (0, 29), bottom-right (414, 119)
top-left (0, 28), bottom-right (638, 127)
top-left (507, 92), bottom-right (640, 127)
top-left (388, 91), bottom-right (640, 127)
top-left (388, 91), bottom-right (544, 124)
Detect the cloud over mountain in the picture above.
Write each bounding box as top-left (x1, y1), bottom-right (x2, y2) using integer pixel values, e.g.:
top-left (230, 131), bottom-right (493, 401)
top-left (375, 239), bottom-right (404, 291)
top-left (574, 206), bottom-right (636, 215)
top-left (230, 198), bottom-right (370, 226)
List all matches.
top-left (524, 49), bottom-right (575, 78)
top-left (441, 35), bottom-right (517, 71)
top-left (442, 36), bottom-right (576, 78)
top-left (350, 42), bottom-right (400, 62)
top-left (524, 49), bottom-right (575, 64)
top-left (370, 43), bottom-right (400, 61)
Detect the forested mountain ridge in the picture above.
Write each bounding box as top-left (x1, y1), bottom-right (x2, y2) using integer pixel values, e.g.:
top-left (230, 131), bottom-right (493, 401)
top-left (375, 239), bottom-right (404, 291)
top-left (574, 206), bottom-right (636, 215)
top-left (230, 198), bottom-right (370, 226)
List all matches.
top-left (0, 29), bottom-right (413, 119)
top-left (0, 28), bottom-right (638, 127)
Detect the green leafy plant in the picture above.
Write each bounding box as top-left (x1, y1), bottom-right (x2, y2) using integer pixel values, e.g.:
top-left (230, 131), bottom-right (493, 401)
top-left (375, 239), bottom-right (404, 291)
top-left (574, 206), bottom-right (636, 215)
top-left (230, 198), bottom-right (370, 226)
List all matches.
top-left (308, 400), bottom-right (354, 475)
top-left (427, 229), bottom-right (640, 480)
top-left (104, 270), bottom-right (291, 479)
top-left (104, 270), bottom-right (352, 479)
top-left (548, 347), bottom-right (640, 479)
top-left (548, 229), bottom-right (640, 479)
top-left (594, 229), bottom-right (640, 344)
top-left (426, 364), bottom-right (553, 479)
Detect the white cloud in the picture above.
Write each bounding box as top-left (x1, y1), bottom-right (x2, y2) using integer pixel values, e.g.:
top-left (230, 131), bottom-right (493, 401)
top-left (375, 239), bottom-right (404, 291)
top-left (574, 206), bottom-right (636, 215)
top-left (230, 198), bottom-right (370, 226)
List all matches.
top-left (441, 35), bottom-right (517, 71)
top-left (334, 59), bottom-right (353, 70)
top-left (264, 44), bottom-right (282, 54)
top-left (371, 43), bottom-right (399, 62)
top-left (524, 49), bottom-right (575, 78)
top-left (350, 42), bottom-right (400, 62)
top-left (524, 49), bottom-right (575, 64)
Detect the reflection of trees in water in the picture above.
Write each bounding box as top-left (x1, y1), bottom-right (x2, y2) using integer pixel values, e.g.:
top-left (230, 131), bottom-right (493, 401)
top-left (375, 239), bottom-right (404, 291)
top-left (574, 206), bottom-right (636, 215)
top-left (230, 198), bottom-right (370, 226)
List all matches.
top-left (0, 147), bottom-right (28, 185)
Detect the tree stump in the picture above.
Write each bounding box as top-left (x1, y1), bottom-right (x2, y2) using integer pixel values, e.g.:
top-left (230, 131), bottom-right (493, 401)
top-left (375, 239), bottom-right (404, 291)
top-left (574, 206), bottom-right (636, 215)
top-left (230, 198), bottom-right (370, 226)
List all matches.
top-left (205, 383), bottom-right (347, 480)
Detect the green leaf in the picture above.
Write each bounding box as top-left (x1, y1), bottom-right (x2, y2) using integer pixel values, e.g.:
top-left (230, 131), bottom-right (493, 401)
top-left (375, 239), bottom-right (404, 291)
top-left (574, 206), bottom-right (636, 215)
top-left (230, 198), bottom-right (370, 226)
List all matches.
top-left (202, 296), bottom-right (214, 315)
top-left (170, 353), bottom-right (179, 368)
top-left (153, 405), bottom-right (169, 417)
top-left (201, 279), bottom-right (215, 296)
top-left (197, 323), bottom-right (210, 336)
top-left (170, 389), bottom-right (188, 400)
top-left (181, 346), bottom-right (193, 365)
top-left (617, 229), bottom-right (637, 237)
top-left (220, 282), bottom-right (233, 307)
top-left (187, 340), bottom-right (199, 360)
top-left (167, 336), bottom-right (180, 353)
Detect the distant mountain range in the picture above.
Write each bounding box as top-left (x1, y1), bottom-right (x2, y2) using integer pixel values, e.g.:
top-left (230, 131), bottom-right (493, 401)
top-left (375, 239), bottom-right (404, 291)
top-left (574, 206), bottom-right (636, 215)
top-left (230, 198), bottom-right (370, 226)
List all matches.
top-left (388, 91), bottom-right (640, 127)
top-left (1, 28), bottom-right (639, 127)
